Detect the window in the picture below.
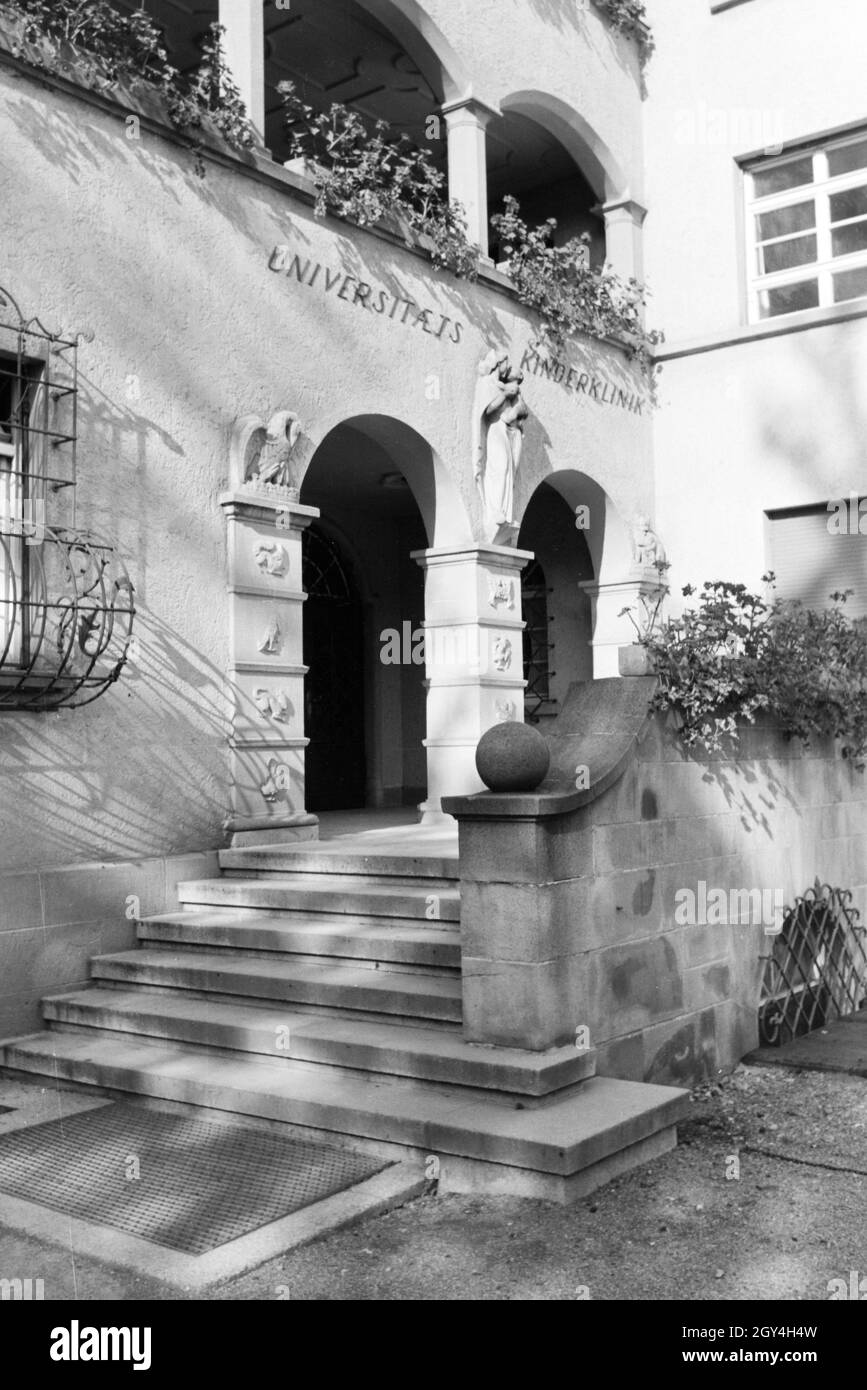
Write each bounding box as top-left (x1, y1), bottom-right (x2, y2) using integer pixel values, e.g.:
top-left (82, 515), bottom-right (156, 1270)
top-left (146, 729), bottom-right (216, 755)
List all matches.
top-left (0, 290), bottom-right (135, 710)
top-left (766, 502), bottom-right (867, 619)
top-left (745, 134), bottom-right (867, 321)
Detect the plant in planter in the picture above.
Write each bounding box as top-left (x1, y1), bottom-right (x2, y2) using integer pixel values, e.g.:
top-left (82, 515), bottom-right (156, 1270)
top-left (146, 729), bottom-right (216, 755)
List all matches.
top-left (491, 195), bottom-right (663, 377)
top-left (638, 575), bottom-right (867, 768)
top-left (619, 558), bottom-right (670, 675)
top-left (2, 0), bottom-right (168, 86)
top-left (165, 23), bottom-right (255, 176)
top-left (0, 2), bottom-right (255, 173)
top-left (279, 82), bottom-right (480, 280)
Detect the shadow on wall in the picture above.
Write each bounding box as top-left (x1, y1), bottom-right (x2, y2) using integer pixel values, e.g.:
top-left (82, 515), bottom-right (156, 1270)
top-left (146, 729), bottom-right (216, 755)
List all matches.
top-left (646, 715), bottom-right (801, 839)
top-left (3, 86), bottom-right (264, 236)
top-left (759, 326), bottom-right (867, 488)
top-left (0, 606), bottom-right (229, 871)
top-left (522, 0), bottom-right (640, 79)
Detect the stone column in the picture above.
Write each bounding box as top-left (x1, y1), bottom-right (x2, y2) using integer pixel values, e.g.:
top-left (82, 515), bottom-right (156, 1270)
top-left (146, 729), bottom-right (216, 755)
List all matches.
top-left (219, 0), bottom-right (266, 146)
top-left (600, 197), bottom-right (647, 286)
top-left (412, 543), bottom-right (533, 823)
top-left (442, 99), bottom-right (498, 259)
top-left (580, 576), bottom-right (663, 678)
top-left (220, 488), bottom-right (319, 846)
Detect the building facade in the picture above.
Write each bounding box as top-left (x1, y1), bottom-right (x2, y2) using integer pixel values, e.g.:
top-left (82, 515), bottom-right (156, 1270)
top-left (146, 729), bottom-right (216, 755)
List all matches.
top-left (0, 0), bottom-right (865, 1101)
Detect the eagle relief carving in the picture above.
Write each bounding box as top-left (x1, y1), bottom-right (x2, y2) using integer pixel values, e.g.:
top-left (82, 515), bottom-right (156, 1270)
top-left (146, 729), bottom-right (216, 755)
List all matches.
top-left (235, 411), bottom-right (303, 495)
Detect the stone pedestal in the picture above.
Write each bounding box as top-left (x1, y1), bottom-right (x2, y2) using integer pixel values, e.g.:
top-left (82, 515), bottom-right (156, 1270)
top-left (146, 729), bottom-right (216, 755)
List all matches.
top-left (412, 543), bottom-right (533, 823)
top-left (220, 488), bottom-right (319, 845)
top-left (579, 575), bottom-right (664, 678)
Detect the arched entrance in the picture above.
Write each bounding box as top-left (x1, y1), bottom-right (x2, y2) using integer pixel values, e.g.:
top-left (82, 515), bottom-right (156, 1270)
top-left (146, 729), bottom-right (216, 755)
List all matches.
top-left (518, 470), bottom-right (636, 687)
top-left (518, 480), bottom-right (595, 722)
top-left (302, 525), bottom-right (366, 812)
top-left (300, 416), bottom-right (438, 813)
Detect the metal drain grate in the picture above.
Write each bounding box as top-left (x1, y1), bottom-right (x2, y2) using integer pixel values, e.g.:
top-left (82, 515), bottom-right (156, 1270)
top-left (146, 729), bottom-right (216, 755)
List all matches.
top-left (0, 1104), bottom-right (390, 1254)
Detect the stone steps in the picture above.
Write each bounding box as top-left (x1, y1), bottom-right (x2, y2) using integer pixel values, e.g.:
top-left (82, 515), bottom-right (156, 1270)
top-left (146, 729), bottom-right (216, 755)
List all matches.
top-left (1, 1030), bottom-right (689, 1182)
top-left (90, 948), bottom-right (464, 1023)
top-left (138, 909), bottom-right (461, 970)
top-left (218, 845), bottom-right (459, 881)
top-left (41, 988), bottom-right (592, 1096)
top-left (176, 876), bottom-right (460, 922)
top-left (0, 833), bottom-right (692, 1202)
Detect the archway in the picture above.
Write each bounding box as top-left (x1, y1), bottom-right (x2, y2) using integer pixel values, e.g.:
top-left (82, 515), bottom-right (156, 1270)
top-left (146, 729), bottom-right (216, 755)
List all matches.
top-left (518, 480), bottom-right (595, 721)
top-left (302, 524), bottom-right (366, 812)
top-left (299, 415), bottom-right (450, 812)
top-left (518, 470), bottom-right (634, 690)
top-left (487, 110), bottom-right (607, 265)
top-left (263, 0), bottom-right (457, 171)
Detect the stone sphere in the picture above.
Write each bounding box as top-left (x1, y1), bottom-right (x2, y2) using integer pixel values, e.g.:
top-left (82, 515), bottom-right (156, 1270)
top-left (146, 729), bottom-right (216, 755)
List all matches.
top-left (476, 721), bottom-right (550, 793)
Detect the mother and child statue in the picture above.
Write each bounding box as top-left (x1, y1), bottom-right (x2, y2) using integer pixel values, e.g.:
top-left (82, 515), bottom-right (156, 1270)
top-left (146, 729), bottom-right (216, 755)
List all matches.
top-left (473, 348), bottom-right (529, 547)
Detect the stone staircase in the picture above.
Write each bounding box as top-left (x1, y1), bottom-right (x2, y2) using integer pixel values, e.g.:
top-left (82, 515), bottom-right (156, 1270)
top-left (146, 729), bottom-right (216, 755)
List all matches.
top-left (0, 838), bottom-right (690, 1201)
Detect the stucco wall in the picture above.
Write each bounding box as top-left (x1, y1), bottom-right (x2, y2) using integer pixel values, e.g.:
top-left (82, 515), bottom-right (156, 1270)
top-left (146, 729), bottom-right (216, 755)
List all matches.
top-left (643, 0), bottom-right (867, 601)
top-left (644, 0), bottom-right (867, 340)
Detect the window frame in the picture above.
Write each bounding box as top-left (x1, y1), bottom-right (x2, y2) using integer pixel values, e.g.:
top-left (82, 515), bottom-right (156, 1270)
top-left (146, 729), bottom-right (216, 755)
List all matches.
top-left (744, 131), bottom-right (867, 323)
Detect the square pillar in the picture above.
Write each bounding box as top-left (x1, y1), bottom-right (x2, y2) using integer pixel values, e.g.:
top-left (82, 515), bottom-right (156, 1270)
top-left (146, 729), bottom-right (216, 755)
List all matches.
top-left (219, 0), bottom-right (266, 145)
top-left (580, 576), bottom-right (664, 678)
top-left (600, 197), bottom-right (647, 286)
top-left (413, 543), bottom-right (533, 823)
top-left (442, 98), bottom-right (499, 259)
top-left (220, 487), bottom-right (319, 845)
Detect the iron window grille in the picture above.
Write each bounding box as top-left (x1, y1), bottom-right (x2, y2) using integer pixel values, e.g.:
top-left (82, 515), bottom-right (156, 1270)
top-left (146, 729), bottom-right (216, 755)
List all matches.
top-left (522, 559), bottom-right (556, 722)
top-left (0, 286), bottom-right (135, 710)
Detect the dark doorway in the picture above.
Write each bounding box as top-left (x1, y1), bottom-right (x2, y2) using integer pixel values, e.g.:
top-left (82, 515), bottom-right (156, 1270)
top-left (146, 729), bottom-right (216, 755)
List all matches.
top-left (302, 525), bottom-right (366, 812)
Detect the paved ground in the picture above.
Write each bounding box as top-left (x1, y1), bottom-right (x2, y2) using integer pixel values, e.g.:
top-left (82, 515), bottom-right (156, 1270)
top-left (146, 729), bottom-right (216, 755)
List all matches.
top-left (0, 1062), bottom-right (865, 1301)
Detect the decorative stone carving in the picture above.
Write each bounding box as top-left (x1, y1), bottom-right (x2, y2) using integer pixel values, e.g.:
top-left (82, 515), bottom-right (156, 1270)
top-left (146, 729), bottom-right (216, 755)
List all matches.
top-left (488, 575), bottom-right (516, 610)
top-left (473, 349), bottom-right (528, 547)
top-left (232, 411), bottom-right (303, 495)
top-left (495, 699), bottom-right (516, 722)
top-left (631, 515), bottom-right (666, 573)
top-left (253, 687), bottom-right (291, 722)
top-left (257, 615), bottom-right (282, 655)
top-left (260, 759), bottom-right (292, 804)
top-left (253, 540), bottom-right (290, 577)
top-left (476, 722), bottom-right (550, 793)
top-left (493, 636), bottom-right (513, 672)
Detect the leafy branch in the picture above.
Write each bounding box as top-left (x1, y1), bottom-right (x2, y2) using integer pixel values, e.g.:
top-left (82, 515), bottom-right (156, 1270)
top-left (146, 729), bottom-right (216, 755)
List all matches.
top-left (592, 0), bottom-right (654, 65)
top-left (491, 194), bottom-right (663, 376)
top-left (0, 2), bottom-right (255, 173)
top-left (627, 575), bottom-right (867, 768)
top-left (280, 82), bottom-right (480, 280)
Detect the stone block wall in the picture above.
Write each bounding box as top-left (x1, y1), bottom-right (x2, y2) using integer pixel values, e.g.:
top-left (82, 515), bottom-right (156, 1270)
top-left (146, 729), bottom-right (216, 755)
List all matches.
top-left (453, 713), bottom-right (867, 1086)
top-left (0, 852), bottom-right (220, 1039)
